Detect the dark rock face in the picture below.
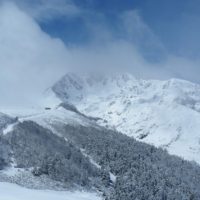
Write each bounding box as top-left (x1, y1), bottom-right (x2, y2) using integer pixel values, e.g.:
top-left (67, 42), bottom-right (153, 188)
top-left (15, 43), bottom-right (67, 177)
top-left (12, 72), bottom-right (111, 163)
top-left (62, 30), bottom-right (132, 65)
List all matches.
top-left (59, 102), bottom-right (80, 113)
top-left (52, 73), bottom-right (83, 102)
top-left (58, 102), bottom-right (102, 122)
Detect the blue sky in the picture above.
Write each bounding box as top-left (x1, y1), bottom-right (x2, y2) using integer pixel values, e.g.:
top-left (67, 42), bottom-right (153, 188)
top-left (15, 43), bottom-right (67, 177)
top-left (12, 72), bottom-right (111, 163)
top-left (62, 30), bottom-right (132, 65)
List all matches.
top-left (3, 0), bottom-right (200, 62)
top-left (35, 0), bottom-right (200, 60)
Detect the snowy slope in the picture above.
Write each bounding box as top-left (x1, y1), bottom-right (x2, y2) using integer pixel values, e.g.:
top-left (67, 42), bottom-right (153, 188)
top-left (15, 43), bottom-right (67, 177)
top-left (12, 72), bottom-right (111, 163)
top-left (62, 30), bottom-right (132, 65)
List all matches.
top-left (18, 106), bottom-right (98, 136)
top-left (1, 90), bottom-right (98, 138)
top-left (0, 182), bottom-right (101, 200)
top-left (0, 112), bottom-right (16, 132)
top-left (52, 72), bottom-right (200, 164)
top-left (0, 106), bottom-right (104, 199)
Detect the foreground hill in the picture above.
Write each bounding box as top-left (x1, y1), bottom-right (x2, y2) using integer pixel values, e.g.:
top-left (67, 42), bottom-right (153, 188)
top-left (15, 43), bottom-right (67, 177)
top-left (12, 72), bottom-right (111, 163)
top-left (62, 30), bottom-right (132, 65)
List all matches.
top-left (1, 104), bottom-right (200, 199)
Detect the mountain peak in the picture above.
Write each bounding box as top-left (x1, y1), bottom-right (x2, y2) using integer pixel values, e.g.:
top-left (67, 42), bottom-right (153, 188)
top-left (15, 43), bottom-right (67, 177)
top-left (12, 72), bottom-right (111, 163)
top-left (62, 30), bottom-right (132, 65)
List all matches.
top-left (52, 72), bottom-right (200, 164)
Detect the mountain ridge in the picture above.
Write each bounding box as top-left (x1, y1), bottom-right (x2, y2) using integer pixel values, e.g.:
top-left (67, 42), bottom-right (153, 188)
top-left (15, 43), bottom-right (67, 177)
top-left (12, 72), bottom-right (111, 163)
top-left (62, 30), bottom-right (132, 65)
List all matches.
top-left (1, 86), bottom-right (200, 199)
top-left (52, 72), bottom-right (200, 164)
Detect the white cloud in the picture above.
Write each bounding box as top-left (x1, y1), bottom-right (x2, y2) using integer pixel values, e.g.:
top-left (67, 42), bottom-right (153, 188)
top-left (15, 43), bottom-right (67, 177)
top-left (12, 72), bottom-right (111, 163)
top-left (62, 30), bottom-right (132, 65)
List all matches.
top-left (0, 2), bottom-right (199, 110)
top-left (0, 2), bottom-right (70, 108)
top-left (68, 40), bottom-right (173, 79)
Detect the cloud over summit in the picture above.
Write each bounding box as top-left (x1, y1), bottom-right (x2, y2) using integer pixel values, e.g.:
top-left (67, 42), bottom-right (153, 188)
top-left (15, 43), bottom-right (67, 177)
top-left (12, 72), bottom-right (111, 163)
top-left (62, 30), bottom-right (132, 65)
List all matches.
top-left (0, 1), bottom-right (200, 109)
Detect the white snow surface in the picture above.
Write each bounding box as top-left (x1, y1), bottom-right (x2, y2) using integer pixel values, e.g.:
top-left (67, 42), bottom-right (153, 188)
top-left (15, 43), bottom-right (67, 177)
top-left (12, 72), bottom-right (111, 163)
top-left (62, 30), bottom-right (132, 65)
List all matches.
top-left (2, 122), bottom-right (18, 135)
top-left (52, 72), bottom-right (200, 164)
top-left (1, 105), bottom-right (96, 137)
top-left (0, 182), bottom-right (101, 200)
top-left (18, 107), bottom-right (94, 133)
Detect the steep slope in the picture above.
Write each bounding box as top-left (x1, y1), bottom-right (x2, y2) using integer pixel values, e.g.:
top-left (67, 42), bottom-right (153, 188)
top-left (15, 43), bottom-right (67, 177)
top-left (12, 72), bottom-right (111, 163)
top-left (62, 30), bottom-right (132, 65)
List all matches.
top-left (0, 107), bottom-right (108, 199)
top-left (2, 121), bottom-right (102, 186)
top-left (18, 105), bottom-right (99, 137)
top-left (1, 98), bottom-right (200, 199)
top-left (54, 123), bottom-right (200, 200)
top-left (52, 72), bottom-right (200, 164)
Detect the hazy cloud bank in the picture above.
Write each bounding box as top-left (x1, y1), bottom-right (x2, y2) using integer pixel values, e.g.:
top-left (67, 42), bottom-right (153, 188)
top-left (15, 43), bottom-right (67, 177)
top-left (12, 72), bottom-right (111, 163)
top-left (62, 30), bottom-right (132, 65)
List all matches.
top-left (0, 1), bottom-right (200, 109)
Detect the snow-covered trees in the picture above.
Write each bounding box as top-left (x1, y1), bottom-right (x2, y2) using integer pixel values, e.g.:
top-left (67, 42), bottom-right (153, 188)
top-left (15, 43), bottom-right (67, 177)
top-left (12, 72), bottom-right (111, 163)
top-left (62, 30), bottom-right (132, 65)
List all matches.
top-left (1, 120), bottom-right (200, 199)
top-left (3, 121), bottom-right (101, 187)
top-left (61, 124), bottom-right (200, 200)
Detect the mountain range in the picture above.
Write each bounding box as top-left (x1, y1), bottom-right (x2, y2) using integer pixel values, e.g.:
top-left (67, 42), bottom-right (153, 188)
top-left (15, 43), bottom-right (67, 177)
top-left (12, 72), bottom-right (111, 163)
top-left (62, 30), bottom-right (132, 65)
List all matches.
top-left (1, 72), bottom-right (200, 199)
top-left (52, 72), bottom-right (200, 164)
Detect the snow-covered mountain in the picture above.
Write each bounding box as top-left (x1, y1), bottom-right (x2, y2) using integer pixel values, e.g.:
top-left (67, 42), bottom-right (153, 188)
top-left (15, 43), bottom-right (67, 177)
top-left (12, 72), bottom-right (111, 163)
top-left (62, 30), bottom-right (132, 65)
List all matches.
top-left (2, 77), bottom-right (200, 199)
top-left (52, 72), bottom-right (200, 164)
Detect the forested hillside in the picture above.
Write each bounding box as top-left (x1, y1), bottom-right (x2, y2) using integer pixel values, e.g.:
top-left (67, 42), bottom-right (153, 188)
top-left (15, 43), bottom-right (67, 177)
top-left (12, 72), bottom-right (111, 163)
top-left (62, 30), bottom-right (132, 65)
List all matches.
top-left (0, 121), bottom-right (109, 192)
top-left (1, 113), bottom-right (200, 199)
top-left (58, 124), bottom-right (200, 200)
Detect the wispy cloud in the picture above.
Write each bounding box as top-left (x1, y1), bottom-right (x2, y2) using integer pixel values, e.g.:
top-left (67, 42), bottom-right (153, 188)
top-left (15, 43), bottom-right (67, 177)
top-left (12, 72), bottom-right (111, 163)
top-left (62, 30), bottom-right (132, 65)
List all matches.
top-left (120, 10), bottom-right (167, 62)
top-left (0, 0), bottom-right (81, 22)
top-left (26, 0), bottom-right (81, 21)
